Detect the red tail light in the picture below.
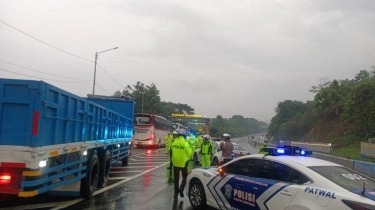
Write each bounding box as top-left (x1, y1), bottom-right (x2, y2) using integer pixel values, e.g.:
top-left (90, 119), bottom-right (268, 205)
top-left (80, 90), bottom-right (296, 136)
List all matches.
top-left (150, 132), bottom-right (154, 140)
top-left (342, 199), bottom-right (375, 210)
top-left (32, 111), bottom-right (40, 135)
top-left (0, 174), bottom-right (11, 184)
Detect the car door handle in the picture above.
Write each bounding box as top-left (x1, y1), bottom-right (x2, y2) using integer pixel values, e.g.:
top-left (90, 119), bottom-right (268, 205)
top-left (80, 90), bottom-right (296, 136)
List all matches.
top-left (280, 190), bottom-right (293, 196)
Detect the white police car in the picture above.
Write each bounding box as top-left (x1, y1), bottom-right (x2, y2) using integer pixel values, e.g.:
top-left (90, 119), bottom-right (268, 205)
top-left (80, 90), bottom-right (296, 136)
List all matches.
top-left (193, 142), bottom-right (249, 166)
top-left (186, 147), bottom-right (375, 210)
top-left (211, 143), bottom-right (249, 166)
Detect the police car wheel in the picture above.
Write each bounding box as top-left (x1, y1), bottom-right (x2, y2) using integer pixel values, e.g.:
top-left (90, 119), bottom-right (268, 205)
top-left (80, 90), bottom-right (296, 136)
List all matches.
top-left (188, 179), bottom-right (207, 210)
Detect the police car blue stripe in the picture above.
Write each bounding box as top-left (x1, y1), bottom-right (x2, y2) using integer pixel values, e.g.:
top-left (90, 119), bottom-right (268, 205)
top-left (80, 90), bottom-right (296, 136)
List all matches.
top-left (207, 174), bottom-right (227, 210)
top-left (207, 174), bottom-right (234, 210)
top-left (256, 183), bottom-right (289, 210)
top-left (213, 175), bottom-right (232, 210)
top-left (263, 184), bottom-right (291, 210)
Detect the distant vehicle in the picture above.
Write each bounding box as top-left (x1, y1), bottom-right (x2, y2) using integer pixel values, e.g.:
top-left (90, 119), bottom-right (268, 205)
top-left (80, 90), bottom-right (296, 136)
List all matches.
top-left (133, 114), bottom-right (172, 148)
top-left (192, 142), bottom-right (250, 166)
top-left (172, 122), bottom-right (188, 132)
top-left (186, 147), bottom-right (375, 210)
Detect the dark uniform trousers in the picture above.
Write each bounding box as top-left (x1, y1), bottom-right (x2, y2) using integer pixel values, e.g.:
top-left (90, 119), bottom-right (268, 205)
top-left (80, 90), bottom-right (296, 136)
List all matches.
top-left (173, 162), bottom-right (188, 195)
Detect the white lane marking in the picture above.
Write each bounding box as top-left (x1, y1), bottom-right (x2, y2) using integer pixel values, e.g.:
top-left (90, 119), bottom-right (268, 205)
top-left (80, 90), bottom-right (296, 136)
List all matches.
top-left (51, 162), bottom-right (169, 210)
top-left (110, 170), bottom-right (143, 173)
top-left (111, 166), bottom-right (156, 169)
top-left (0, 203), bottom-right (58, 210)
top-left (109, 177), bottom-right (129, 180)
top-left (127, 162), bottom-right (166, 164)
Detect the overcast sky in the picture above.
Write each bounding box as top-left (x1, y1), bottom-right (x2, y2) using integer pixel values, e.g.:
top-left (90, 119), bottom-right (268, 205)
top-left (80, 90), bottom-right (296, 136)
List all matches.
top-left (1, 0), bottom-right (375, 123)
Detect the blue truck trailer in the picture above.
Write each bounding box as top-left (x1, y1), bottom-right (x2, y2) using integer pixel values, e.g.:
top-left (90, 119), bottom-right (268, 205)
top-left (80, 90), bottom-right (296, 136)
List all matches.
top-left (0, 78), bottom-right (134, 198)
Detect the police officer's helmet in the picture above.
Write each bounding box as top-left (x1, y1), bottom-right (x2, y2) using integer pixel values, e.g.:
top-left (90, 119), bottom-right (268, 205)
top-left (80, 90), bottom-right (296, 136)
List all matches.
top-left (223, 133), bottom-right (231, 139)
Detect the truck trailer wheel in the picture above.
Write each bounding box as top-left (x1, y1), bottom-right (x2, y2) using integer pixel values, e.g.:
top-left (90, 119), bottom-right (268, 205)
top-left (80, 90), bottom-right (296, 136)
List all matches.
top-left (121, 156), bottom-right (129, 166)
top-left (80, 154), bottom-right (99, 198)
top-left (98, 150), bottom-right (111, 188)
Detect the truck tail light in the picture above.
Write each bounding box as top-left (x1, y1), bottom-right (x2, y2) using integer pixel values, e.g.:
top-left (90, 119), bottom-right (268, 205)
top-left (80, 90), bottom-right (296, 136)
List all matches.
top-left (342, 199), bottom-right (375, 210)
top-left (32, 111), bottom-right (40, 135)
top-left (0, 174), bottom-right (11, 184)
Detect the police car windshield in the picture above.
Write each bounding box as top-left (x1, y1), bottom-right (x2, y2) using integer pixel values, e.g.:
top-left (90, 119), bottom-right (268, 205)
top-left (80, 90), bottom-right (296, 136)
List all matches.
top-left (309, 166), bottom-right (375, 191)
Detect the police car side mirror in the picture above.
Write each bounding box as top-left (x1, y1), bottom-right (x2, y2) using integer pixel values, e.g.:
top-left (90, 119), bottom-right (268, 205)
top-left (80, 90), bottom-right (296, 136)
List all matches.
top-left (218, 168), bottom-right (224, 177)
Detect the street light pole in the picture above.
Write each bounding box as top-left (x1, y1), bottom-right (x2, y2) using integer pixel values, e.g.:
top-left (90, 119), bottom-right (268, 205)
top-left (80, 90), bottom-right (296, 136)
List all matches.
top-left (92, 47), bottom-right (119, 94)
top-left (93, 52), bottom-right (98, 95)
top-left (141, 91), bottom-right (144, 113)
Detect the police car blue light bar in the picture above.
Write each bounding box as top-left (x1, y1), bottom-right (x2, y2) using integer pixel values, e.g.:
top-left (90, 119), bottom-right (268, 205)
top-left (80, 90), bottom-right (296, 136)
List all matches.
top-left (277, 148), bottom-right (285, 154)
top-left (300, 149), bottom-right (312, 156)
top-left (263, 146), bottom-right (312, 156)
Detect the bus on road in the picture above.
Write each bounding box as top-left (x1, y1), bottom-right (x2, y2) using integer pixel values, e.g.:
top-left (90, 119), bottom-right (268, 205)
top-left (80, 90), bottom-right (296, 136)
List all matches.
top-left (133, 114), bottom-right (172, 148)
top-left (172, 123), bottom-right (188, 132)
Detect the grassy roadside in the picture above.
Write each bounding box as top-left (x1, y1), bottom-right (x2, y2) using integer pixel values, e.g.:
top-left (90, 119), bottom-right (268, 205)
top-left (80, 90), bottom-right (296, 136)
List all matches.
top-left (330, 142), bottom-right (375, 163)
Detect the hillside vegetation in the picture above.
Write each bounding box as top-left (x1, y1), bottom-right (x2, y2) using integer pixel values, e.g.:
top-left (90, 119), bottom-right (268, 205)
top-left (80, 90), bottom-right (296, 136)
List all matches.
top-left (268, 68), bottom-right (375, 150)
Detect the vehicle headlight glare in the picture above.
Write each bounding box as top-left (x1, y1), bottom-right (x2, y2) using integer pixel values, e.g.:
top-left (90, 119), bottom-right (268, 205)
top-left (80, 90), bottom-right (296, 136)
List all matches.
top-left (117, 144), bottom-right (120, 148)
top-left (83, 150), bottom-right (88, 156)
top-left (39, 159), bottom-right (47, 168)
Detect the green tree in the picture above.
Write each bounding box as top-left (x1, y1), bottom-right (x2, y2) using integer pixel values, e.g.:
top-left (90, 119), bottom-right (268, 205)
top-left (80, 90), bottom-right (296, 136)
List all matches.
top-left (159, 102), bottom-right (195, 119)
top-left (210, 115), bottom-right (267, 138)
top-left (354, 69), bottom-right (370, 82)
top-left (309, 77), bottom-right (332, 93)
top-left (114, 81), bottom-right (162, 114)
top-left (268, 100), bottom-right (308, 140)
top-left (341, 78), bottom-right (375, 137)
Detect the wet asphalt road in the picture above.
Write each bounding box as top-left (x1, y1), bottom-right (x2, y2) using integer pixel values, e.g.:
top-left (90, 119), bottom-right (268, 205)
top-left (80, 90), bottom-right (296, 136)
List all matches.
top-left (62, 147), bottom-right (216, 210)
top-left (63, 135), bottom-right (264, 210)
top-left (0, 134), bottom-right (263, 210)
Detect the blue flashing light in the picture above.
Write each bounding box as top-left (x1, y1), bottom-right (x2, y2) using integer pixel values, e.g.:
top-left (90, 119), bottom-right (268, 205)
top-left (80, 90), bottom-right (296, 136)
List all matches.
top-left (277, 149), bottom-right (285, 154)
top-left (262, 146), bottom-right (312, 156)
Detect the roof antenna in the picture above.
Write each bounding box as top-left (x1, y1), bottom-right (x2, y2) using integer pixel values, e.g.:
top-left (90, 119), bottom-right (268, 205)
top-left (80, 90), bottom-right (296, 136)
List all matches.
top-left (361, 182), bottom-right (366, 196)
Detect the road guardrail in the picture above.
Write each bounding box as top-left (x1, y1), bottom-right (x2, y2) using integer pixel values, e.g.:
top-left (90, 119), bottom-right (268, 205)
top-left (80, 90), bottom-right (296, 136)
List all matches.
top-left (361, 142), bottom-right (375, 158)
top-left (291, 142), bottom-right (332, 153)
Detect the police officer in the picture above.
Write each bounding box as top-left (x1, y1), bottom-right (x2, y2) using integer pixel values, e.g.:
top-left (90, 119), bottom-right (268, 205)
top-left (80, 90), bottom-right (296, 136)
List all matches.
top-left (187, 133), bottom-right (196, 159)
top-left (195, 134), bottom-right (203, 150)
top-left (200, 135), bottom-right (214, 167)
top-left (171, 129), bottom-right (192, 199)
top-left (167, 131), bottom-right (178, 169)
top-left (165, 132), bottom-right (171, 154)
top-left (220, 133), bottom-right (234, 165)
top-left (258, 141), bottom-right (269, 154)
